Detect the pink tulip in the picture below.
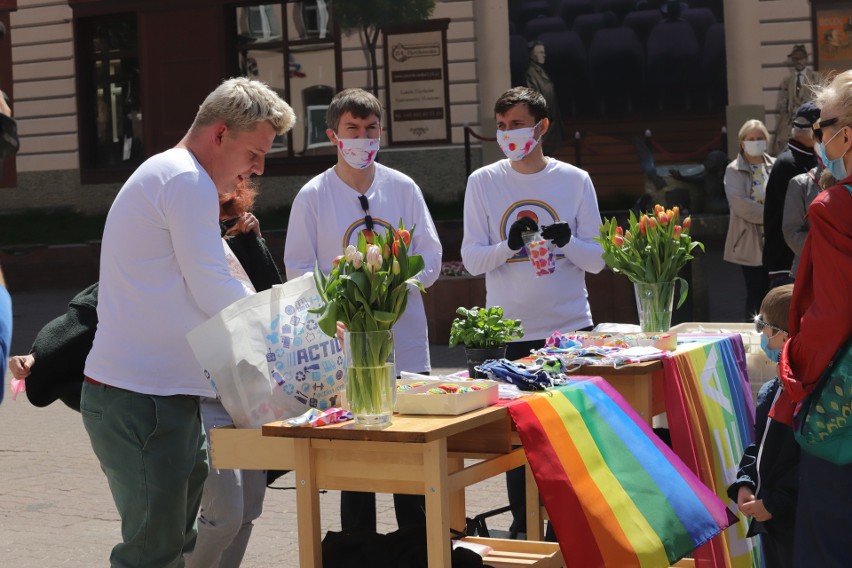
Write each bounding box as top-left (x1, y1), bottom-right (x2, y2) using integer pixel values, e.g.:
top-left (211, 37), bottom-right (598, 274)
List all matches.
top-left (365, 244), bottom-right (383, 272)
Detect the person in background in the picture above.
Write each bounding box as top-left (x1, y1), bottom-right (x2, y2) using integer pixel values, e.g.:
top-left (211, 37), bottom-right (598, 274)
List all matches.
top-left (186, 181), bottom-right (283, 568)
top-left (461, 86), bottom-right (604, 538)
top-left (781, 167), bottom-right (832, 279)
top-left (762, 102), bottom-right (819, 289)
top-left (723, 119), bottom-right (775, 320)
top-left (283, 87), bottom-right (442, 533)
top-left (0, 263), bottom-right (11, 403)
top-left (770, 70), bottom-right (852, 567)
top-left (0, 22), bottom-right (10, 120)
top-left (81, 77), bottom-right (294, 567)
top-left (728, 284), bottom-right (798, 568)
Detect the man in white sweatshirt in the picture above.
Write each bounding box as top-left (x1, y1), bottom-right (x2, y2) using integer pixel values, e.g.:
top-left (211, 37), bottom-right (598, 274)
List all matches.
top-left (82, 78), bottom-right (295, 568)
top-left (461, 86), bottom-right (604, 537)
top-left (284, 87), bottom-right (442, 533)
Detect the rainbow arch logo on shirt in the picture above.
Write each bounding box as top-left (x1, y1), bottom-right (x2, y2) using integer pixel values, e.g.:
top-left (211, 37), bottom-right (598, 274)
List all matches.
top-left (500, 200), bottom-right (564, 263)
top-left (342, 217), bottom-right (394, 248)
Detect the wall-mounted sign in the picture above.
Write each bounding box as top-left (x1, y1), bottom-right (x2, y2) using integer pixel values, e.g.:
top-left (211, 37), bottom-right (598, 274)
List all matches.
top-left (812, 1), bottom-right (852, 73)
top-left (382, 19), bottom-right (451, 145)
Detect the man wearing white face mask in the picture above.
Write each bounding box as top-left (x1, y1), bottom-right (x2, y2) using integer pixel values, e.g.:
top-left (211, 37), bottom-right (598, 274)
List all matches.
top-left (461, 86), bottom-right (605, 538)
top-left (724, 119), bottom-right (776, 321)
top-left (283, 87), bottom-right (442, 533)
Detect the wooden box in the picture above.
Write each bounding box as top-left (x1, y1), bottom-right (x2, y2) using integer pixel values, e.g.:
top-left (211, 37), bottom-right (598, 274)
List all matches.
top-left (458, 537), bottom-right (564, 568)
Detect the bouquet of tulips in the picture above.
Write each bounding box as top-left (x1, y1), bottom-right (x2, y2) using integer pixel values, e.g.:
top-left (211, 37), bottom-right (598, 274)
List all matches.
top-left (597, 205), bottom-right (703, 330)
top-left (312, 222), bottom-right (425, 418)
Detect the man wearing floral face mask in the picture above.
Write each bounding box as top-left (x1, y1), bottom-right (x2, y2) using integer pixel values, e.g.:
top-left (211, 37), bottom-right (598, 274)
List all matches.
top-left (461, 86), bottom-right (605, 538)
top-left (283, 87), bottom-right (442, 534)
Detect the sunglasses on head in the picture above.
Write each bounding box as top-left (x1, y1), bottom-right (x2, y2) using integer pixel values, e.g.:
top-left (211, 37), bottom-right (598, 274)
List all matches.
top-left (358, 194), bottom-right (374, 232)
top-left (754, 315), bottom-right (785, 335)
top-left (812, 117), bottom-right (840, 143)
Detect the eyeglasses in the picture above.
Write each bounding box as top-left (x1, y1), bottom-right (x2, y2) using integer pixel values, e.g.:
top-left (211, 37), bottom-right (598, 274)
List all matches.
top-left (219, 216), bottom-right (241, 233)
top-left (358, 194), bottom-right (374, 233)
top-left (754, 315), bottom-right (785, 335)
top-left (812, 117), bottom-right (839, 143)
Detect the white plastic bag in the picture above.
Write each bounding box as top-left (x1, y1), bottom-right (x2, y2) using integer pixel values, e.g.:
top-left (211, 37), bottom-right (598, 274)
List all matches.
top-left (187, 273), bottom-right (346, 428)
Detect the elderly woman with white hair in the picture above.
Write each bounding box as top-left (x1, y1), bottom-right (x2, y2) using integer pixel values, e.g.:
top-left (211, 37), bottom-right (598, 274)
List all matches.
top-left (723, 119), bottom-right (775, 320)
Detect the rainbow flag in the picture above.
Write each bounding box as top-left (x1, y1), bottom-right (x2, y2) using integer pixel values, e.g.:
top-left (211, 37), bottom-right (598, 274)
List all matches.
top-left (508, 377), bottom-right (735, 568)
top-left (662, 335), bottom-right (759, 568)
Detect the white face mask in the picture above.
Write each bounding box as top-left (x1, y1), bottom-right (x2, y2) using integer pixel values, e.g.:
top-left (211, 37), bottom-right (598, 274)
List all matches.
top-left (336, 136), bottom-right (380, 169)
top-left (742, 140), bottom-right (767, 157)
top-left (497, 121), bottom-right (542, 161)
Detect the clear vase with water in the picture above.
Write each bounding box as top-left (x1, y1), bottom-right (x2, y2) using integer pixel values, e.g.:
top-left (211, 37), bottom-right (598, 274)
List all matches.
top-left (633, 281), bottom-right (676, 332)
top-left (344, 330), bottom-right (396, 428)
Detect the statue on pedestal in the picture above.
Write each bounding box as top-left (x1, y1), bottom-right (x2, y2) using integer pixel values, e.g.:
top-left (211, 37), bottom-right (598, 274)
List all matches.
top-left (774, 45), bottom-right (821, 154)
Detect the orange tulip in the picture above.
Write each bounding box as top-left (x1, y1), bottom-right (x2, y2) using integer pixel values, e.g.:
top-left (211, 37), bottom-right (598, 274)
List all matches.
top-left (683, 216), bottom-right (692, 231)
top-left (673, 225), bottom-right (682, 239)
top-left (671, 206), bottom-right (679, 221)
top-left (615, 225), bottom-right (624, 236)
top-left (613, 235), bottom-right (625, 246)
top-left (398, 229), bottom-right (411, 246)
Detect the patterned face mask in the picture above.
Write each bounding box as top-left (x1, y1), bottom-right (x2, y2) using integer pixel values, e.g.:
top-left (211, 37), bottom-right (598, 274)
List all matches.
top-left (497, 121), bottom-right (542, 161)
top-left (336, 136), bottom-right (380, 169)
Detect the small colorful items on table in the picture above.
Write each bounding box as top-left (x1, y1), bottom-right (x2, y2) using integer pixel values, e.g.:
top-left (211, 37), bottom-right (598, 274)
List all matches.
top-left (285, 407), bottom-right (353, 427)
top-left (396, 378), bottom-right (499, 415)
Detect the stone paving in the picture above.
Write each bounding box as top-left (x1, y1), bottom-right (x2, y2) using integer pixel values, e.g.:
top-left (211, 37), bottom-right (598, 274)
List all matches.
top-left (0, 288), bottom-right (513, 568)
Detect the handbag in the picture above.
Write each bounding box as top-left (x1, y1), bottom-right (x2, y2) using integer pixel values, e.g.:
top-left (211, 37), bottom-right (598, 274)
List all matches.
top-left (794, 334), bottom-right (852, 464)
top-left (187, 273), bottom-right (346, 428)
top-left (0, 113), bottom-right (20, 157)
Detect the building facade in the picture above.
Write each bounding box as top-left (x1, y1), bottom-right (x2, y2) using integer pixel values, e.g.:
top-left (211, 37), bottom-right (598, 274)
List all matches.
top-left (0, 0), bottom-right (823, 215)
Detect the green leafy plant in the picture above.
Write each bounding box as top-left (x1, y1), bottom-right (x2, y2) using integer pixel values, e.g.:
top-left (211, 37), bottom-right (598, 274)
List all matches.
top-left (449, 306), bottom-right (524, 349)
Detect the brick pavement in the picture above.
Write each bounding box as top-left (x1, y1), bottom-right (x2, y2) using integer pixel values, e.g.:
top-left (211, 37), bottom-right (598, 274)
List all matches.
top-left (0, 289), bottom-right (513, 568)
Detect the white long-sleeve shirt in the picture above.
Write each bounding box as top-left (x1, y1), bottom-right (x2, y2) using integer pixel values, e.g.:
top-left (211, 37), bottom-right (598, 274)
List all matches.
top-left (461, 158), bottom-right (605, 340)
top-left (85, 149), bottom-right (254, 396)
top-left (284, 164), bottom-right (442, 373)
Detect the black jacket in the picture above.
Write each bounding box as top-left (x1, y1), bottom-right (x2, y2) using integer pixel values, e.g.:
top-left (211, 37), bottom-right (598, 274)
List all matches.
top-left (762, 140), bottom-right (816, 274)
top-left (727, 378), bottom-right (800, 538)
top-left (24, 232), bottom-right (283, 411)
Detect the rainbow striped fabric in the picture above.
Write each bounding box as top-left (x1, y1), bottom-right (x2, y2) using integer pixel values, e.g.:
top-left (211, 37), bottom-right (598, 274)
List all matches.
top-left (662, 335), bottom-right (758, 568)
top-left (507, 377), bottom-right (734, 568)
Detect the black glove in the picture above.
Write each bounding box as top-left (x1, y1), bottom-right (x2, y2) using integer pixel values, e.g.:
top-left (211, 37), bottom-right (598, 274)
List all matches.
top-left (507, 218), bottom-right (539, 251)
top-left (541, 222), bottom-right (572, 247)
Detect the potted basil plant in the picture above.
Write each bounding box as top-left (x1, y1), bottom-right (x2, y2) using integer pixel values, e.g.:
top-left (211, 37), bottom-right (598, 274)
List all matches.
top-left (449, 306), bottom-right (524, 378)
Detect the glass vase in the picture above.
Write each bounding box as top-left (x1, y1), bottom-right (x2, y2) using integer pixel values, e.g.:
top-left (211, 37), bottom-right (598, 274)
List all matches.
top-left (344, 330), bottom-right (396, 428)
top-left (633, 281), bottom-right (675, 332)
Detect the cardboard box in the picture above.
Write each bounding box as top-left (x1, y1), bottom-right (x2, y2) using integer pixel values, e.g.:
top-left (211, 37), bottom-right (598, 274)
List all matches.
top-left (397, 378), bottom-right (499, 416)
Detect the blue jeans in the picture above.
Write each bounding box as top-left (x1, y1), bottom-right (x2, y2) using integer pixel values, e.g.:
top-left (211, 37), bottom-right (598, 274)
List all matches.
top-left (81, 381), bottom-right (207, 568)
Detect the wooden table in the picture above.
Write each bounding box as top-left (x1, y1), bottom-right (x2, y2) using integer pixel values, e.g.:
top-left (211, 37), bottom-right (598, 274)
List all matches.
top-left (210, 361), bottom-right (667, 565)
top-left (259, 406), bottom-right (527, 568)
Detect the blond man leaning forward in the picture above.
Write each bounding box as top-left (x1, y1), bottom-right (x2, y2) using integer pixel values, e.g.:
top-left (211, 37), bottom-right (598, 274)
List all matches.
top-left (82, 78), bottom-right (294, 568)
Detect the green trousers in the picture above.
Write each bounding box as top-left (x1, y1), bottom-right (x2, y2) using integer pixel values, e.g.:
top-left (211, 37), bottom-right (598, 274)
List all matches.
top-left (81, 381), bottom-right (208, 568)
